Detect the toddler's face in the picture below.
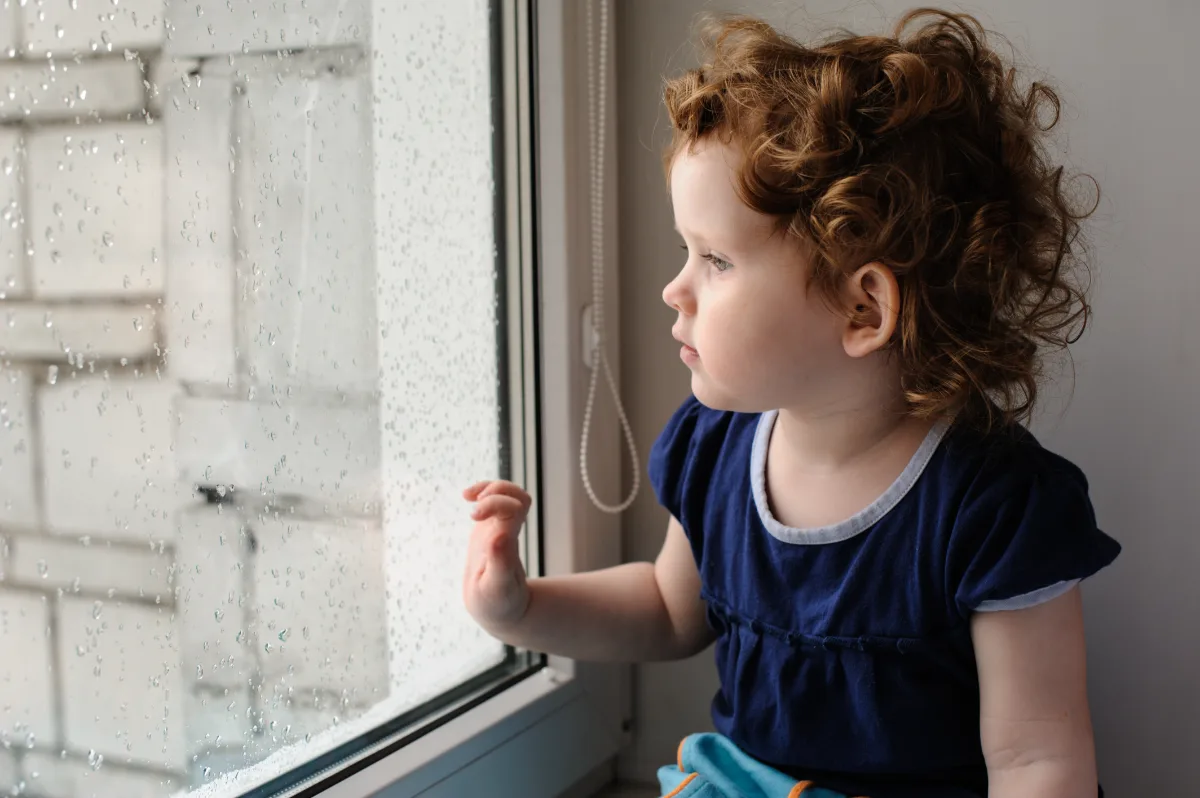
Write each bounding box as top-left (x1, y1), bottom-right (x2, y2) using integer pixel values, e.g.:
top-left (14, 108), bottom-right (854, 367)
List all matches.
top-left (664, 140), bottom-right (848, 413)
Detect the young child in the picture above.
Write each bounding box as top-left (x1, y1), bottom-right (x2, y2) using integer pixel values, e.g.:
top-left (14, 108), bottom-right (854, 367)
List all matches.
top-left (462, 9), bottom-right (1120, 798)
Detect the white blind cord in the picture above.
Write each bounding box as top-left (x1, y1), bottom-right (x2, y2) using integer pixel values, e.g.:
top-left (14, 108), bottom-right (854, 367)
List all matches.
top-left (579, 0), bottom-right (640, 514)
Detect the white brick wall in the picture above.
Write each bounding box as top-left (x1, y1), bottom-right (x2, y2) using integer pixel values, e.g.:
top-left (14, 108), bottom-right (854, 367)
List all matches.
top-left (0, 368), bottom-right (38, 526)
top-left (39, 377), bottom-right (184, 541)
top-left (20, 0), bottom-right (164, 56)
top-left (0, 59), bottom-right (146, 122)
top-left (22, 750), bottom-right (180, 798)
top-left (185, 688), bottom-right (251, 754)
top-left (8, 534), bottom-right (173, 598)
top-left (237, 70), bottom-right (376, 394)
top-left (0, 0), bottom-right (391, 793)
top-left (0, 127), bottom-right (22, 295)
top-left (0, 301), bottom-right (158, 359)
top-left (1, 1), bottom-right (18, 58)
top-left (174, 508), bottom-right (252, 690)
top-left (161, 69), bottom-right (236, 385)
top-left (0, 750), bottom-right (14, 791)
top-left (175, 395), bottom-right (380, 509)
top-left (57, 596), bottom-right (186, 769)
top-left (0, 590), bottom-right (56, 744)
top-left (163, 0), bottom-right (368, 56)
top-left (254, 517), bottom-right (387, 698)
top-left (28, 123), bottom-right (165, 297)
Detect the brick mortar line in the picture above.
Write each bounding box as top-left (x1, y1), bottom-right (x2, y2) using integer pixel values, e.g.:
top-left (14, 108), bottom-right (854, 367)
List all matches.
top-left (18, 741), bottom-right (184, 779)
top-left (0, 526), bottom-right (177, 554)
top-left (7, 355), bottom-right (165, 375)
top-left (14, 107), bottom-right (31, 299)
top-left (0, 579), bottom-right (176, 608)
top-left (0, 111), bottom-right (158, 129)
top-left (0, 294), bottom-right (163, 308)
top-left (47, 592), bottom-right (67, 758)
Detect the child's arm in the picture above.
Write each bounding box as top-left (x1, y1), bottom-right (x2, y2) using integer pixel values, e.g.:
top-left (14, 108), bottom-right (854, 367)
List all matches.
top-left (462, 480), bottom-right (714, 662)
top-left (972, 587), bottom-right (1099, 798)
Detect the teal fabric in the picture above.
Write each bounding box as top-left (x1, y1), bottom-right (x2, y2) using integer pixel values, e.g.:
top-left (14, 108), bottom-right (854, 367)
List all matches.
top-left (657, 734), bottom-right (849, 798)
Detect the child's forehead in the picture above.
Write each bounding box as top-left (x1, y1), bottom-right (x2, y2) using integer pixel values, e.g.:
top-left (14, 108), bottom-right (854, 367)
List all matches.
top-left (670, 141), bottom-right (771, 238)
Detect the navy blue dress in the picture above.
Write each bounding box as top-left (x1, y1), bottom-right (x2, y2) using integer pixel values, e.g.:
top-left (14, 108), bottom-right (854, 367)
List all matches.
top-left (648, 395), bottom-right (1121, 798)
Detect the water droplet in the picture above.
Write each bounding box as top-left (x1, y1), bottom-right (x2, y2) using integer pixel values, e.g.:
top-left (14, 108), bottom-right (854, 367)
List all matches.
top-left (196, 664), bottom-right (204, 679)
top-left (92, 601), bottom-right (103, 619)
top-left (264, 642), bottom-right (272, 653)
top-left (87, 749), bottom-right (103, 770)
top-left (101, 232), bottom-right (114, 247)
top-left (213, 609), bottom-right (224, 622)
top-left (77, 86), bottom-right (87, 101)
top-left (43, 313), bottom-right (53, 329)
top-left (132, 317), bottom-right (143, 332)
top-left (75, 645), bottom-right (86, 657)
top-left (47, 365), bottom-right (58, 385)
top-left (55, 26), bottom-right (65, 39)
top-left (278, 629), bottom-right (289, 642)
top-left (36, 560), bottom-right (48, 578)
top-left (25, 732), bottom-right (35, 748)
top-left (1, 158), bottom-right (12, 176)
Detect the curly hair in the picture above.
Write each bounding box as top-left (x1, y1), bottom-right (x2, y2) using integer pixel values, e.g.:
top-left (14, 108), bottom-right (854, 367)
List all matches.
top-left (663, 8), bottom-right (1096, 428)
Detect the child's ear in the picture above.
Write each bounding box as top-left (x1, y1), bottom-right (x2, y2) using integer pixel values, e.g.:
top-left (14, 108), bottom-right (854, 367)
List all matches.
top-left (841, 262), bottom-right (900, 358)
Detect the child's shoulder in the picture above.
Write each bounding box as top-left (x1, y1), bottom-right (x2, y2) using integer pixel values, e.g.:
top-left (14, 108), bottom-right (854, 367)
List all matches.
top-left (647, 395), bottom-right (760, 519)
top-left (934, 416), bottom-right (1093, 503)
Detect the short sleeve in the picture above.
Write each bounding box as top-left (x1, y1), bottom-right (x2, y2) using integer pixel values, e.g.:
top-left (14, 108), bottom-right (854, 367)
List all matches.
top-left (648, 394), bottom-right (705, 521)
top-left (949, 448), bottom-right (1121, 618)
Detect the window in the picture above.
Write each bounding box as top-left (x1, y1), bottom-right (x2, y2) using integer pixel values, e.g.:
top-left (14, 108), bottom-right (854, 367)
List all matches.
top-left (0, 1), bottom-right (624, 796)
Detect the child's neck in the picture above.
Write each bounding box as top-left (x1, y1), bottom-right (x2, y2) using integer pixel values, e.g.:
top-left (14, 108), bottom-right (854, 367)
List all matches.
top-left (765, 388), bottom-right (937, 530)
top-left (774, 387), bottom-right (926, 475)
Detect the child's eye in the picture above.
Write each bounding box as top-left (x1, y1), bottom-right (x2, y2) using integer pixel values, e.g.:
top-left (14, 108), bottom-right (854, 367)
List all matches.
top-left (702, 253), bottom-right (733, 272)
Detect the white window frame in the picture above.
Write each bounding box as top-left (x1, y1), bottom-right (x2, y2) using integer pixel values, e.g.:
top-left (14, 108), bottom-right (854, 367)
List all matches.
top-left (308, 1), bottom-right (631, 796)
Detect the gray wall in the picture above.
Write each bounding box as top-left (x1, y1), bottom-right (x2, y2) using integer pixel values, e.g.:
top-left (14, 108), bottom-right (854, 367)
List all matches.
top-left (615, 0), bottom-right (1200, 793)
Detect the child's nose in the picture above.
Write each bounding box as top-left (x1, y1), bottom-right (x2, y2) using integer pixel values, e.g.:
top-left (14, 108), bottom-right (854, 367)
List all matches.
top-left (662, 270), bottom-right (692, 314)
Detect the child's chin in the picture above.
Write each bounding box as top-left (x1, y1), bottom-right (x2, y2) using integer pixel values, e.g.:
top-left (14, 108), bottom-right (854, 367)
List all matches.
top-left (691, 379), bottom-right (742, 413)
top-left (692, 377), bottom-right (779, 415)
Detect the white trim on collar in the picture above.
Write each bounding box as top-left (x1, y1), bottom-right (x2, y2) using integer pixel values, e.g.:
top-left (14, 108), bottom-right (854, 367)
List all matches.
top-left (750, 411), bottom-right (952, 545)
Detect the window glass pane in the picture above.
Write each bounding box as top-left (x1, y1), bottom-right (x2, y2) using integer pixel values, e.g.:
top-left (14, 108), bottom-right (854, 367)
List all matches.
top-left (0, 1), bottom-right (528, 795)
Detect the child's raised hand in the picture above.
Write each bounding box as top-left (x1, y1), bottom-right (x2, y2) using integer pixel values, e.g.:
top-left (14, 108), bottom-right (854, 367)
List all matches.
top-left (462, 480), bottom-right (532, 630)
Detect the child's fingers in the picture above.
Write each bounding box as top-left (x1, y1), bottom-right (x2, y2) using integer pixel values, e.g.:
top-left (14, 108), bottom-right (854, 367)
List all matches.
top-left (470, 494), bottom-right (526, 522)
top-left (463, 481), bottom-right (492, 500)
top-left (473, 481), bottom-right (530, 505)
